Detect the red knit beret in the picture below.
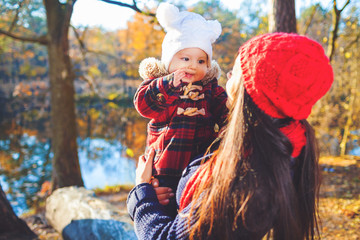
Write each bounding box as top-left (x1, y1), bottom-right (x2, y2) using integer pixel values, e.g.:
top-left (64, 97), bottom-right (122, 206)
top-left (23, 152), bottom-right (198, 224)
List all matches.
top-left (240, 32), bottom-right (334, 120)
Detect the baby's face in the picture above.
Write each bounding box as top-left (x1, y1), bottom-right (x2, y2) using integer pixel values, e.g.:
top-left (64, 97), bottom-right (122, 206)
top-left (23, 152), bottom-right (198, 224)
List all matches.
top-left (168, 48), bottom-right (209, 83)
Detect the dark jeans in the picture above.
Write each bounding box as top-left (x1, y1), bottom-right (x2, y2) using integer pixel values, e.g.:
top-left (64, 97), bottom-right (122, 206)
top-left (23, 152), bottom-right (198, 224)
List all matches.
top-left (155, 175), bottom-right (181, 219)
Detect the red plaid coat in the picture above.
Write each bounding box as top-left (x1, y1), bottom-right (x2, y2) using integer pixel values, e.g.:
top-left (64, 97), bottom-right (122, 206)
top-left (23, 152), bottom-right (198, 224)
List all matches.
top-left (134, 62), bottom-right (228, 177)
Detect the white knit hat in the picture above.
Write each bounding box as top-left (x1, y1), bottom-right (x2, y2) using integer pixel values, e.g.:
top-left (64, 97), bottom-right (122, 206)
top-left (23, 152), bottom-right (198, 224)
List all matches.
top-left (156, 3), bottom-right (222, 70)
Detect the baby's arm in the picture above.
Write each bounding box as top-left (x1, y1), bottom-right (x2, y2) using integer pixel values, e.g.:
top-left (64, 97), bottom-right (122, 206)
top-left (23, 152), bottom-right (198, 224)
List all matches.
top-left (134, 74), bottom-right (181, 119)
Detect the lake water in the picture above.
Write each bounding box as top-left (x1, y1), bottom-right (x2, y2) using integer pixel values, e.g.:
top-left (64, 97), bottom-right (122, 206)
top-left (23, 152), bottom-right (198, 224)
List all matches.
top-left (0, 135), bottom-right (139, 215)
top-left (78, 138), bottom-right (136, 189)
top-left (0, 93), bottom-right (147, 215)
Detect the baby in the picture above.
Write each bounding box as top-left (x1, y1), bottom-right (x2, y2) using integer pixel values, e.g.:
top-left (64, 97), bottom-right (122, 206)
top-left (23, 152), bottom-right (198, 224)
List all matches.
top-left (134, 2), bottom-right (228, 215)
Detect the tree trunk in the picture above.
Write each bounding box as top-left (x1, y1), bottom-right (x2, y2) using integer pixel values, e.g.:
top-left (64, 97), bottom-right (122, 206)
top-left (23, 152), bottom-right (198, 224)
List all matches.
top-left (339, 57), bottom-right (358, 156)
top-left (269, 0), bottom-right (297, 33)
top-left (0, 184), bottom-right (37, 239)
top-left (44, 0), bottom-right (84, 189)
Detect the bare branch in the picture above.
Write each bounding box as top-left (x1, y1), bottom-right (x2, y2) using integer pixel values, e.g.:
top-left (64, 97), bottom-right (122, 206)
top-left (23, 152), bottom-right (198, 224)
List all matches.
top-left (80, 26), bottom-right (88, 42)
top-left (71, 25), bottom-right (118, 59)
top-left (339, 0), bottom-right (351, 12)
top-left (71, 25), bottom-right (86, 52)
top-left (343, 31), bottom-right (360, 52)
top-left (8, 0), bottom-right (25, 32)
top-left (302, 4), bottom-right (319, 35)
top-left (327, 0), bottom-right (350, 61)
top-left (98, 0), bottom-right (155, 17)
top-left (78, 75), bottom-right (99, 95)
top-left (0, 29), bottom-right (48, 45)
top-left (87, 49), bottom-right (119, 59)
top-left (99, 0), bottom-right (141, 12)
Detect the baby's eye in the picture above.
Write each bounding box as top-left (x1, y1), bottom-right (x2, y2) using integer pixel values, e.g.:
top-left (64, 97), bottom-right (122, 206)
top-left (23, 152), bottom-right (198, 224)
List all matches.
top-left (198, 60), bottom-right (206, 64)
top-left (181, 57), bottom-right (190, 61)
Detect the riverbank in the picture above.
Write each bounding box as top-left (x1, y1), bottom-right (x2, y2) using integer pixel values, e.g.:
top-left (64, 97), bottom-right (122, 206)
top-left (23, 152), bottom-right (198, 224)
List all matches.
top-left (22, 156), bottom-right (360, 239)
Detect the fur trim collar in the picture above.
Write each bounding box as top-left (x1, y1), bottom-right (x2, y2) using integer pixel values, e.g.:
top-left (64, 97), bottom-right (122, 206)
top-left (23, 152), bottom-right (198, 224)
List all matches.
top-left (138, 57), bottom-right (221, 85)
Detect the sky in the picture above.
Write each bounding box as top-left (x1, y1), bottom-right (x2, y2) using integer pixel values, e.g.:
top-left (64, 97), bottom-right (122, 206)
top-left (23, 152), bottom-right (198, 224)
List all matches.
top-left (71, 0), bottom-right (239, 31)
top-left (71, 0), bottom-right (328, 31)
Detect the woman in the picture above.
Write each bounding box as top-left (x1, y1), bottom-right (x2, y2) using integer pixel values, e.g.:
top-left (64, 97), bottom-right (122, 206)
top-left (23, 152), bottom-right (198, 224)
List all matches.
top-left (127, 32), bottom-right (334, 240)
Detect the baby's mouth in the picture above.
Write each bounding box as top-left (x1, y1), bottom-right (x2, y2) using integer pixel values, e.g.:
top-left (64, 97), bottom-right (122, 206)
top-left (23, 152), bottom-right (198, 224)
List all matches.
top-left (185, 73), bottom-right (194, 78)
top-left (184, 70), bottom-right (195, 78)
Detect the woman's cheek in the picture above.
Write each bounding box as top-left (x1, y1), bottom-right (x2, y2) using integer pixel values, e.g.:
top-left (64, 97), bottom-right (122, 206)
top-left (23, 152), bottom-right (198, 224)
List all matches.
top-left (226, 78), bottom-right (235, 98)
top-left (226, 97), bottom-right (233, 109)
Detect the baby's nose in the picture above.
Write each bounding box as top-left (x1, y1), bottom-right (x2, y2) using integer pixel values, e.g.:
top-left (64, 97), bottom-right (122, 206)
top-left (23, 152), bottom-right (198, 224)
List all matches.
top-left (186, 62), bottom-right (196, 70)
top-left (185, 68), bottom-right (196, 74)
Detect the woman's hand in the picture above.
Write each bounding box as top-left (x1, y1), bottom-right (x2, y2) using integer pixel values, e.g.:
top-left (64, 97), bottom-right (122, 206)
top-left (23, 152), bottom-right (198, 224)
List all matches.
top-left (135, 149), bottom-right (175, 204)
top-left (135, 149), bottom-right (155, 185)
top-left (151, 178), bottom-right (174, 205)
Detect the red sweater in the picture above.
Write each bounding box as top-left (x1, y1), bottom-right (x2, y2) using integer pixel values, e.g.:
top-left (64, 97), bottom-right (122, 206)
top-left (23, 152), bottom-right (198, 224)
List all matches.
top-left (134, 73), bottom-right (228, 176)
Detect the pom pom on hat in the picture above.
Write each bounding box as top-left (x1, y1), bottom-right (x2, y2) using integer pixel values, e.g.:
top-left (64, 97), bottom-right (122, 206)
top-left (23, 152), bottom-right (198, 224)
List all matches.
top-left (156, 2), bottom-right (222, 70)
top-left (139, 57), bottom-right (167, 80)
top-left (239, 32), bottom-right (334, 120)
top-left (156, 2), bottom-right (181, 31)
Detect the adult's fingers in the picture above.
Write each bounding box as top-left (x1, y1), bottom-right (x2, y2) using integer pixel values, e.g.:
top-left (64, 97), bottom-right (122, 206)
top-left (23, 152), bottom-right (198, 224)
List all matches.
top-left (152, 178), bottom-right (174, 205)
top-left (135, 149), bottom-right (155, 185)
top-left (151, 178), bottom-right (159, 188)
top-left (154, 187), bottom-right (174, 200)
top-left (155, 190), bottom-right (173, 206)
top-left (145, 148), bottom-right (155, 166)
top-left (137, 154), bottom-right (145, 167)
top-left (159, 199), bottom-right (170, 205)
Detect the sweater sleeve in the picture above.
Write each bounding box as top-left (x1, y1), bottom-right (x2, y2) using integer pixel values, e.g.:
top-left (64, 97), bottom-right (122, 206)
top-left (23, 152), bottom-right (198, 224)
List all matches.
top-left (134, 74), bottom-right (181, 119)
top-left (127, 183), bottom-right (190, 240)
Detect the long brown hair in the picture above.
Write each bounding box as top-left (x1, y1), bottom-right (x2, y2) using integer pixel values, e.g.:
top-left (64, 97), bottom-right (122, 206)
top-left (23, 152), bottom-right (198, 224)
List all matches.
top-left (188, 75), bottom-right (320, 240)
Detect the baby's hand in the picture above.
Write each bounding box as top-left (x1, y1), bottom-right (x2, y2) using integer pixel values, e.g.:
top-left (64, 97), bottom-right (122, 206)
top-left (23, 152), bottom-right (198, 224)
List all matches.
top-left (172, 69), bottom-right (186, 87)
top-left (173, 68), bottom-right (198, 86)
